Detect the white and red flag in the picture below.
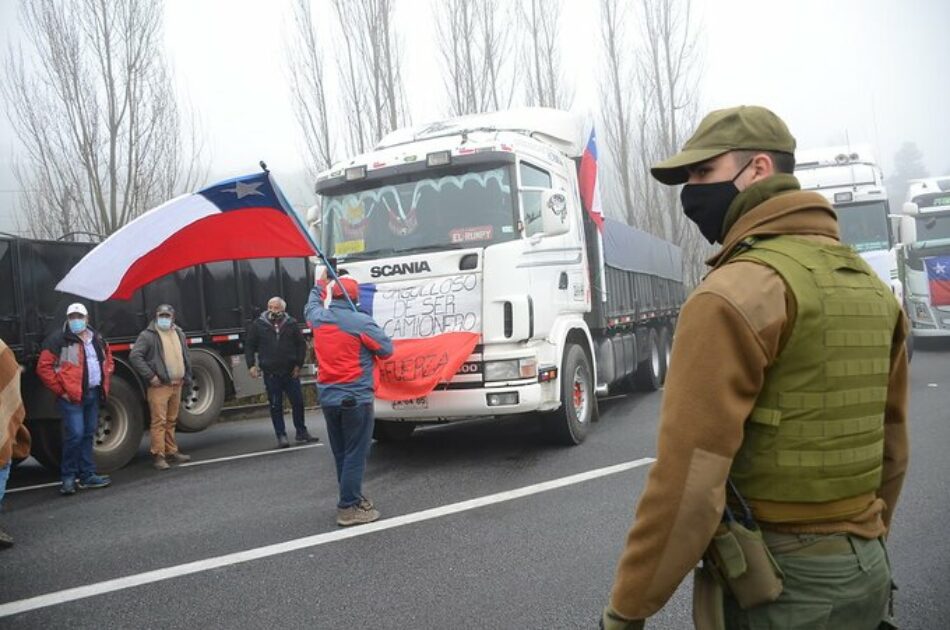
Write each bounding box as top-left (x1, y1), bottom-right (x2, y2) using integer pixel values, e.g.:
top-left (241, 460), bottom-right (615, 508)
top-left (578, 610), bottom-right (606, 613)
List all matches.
top-left (56, 172), bottom-right (315, 300)
top-left (577, 124), bottom-right (605, 232)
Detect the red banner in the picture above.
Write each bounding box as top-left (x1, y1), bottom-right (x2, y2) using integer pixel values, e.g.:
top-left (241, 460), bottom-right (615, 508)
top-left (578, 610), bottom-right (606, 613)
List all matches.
top-left (374, 332), bottom-right (479, 401)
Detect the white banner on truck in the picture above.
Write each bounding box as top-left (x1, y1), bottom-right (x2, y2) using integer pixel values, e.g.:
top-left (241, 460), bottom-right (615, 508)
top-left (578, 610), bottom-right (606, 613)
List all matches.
top-left (369, 273), bottom-right (482, 340)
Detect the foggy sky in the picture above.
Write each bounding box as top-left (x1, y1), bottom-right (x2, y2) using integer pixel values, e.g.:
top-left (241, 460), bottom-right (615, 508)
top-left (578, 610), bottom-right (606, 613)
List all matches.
top-left (1, 0), bottom-right (949, 234)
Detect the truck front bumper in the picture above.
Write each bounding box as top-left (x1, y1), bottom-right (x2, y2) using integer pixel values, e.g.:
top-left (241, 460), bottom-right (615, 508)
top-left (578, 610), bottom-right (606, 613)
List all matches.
top-left (374, 382), bottom-right (547, 420)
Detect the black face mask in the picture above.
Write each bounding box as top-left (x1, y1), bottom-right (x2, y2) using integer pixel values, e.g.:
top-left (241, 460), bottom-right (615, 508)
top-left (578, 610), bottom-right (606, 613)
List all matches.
top-left (268, 311), bottom-right (284, 321)
top-left (680, 159), bottom-right (753, 244)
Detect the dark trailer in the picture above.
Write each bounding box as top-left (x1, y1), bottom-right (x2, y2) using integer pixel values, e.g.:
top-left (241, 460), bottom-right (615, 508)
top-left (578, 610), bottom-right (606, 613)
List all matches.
top-left (1, 234), bottom-right (315, 471)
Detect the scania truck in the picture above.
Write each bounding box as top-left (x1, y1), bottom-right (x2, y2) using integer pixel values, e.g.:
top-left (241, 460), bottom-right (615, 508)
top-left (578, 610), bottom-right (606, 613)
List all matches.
top-left (795, 145), bottom-right (902, 300)
top-left (897, 175), bottom-right (950, 338)
top-left (309, 108), bottom-right (684, 444)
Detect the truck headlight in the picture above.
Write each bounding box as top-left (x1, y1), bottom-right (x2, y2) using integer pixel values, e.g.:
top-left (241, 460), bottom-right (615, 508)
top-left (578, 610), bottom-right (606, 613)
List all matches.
top-left (484, 358), bottom-right (537, 382)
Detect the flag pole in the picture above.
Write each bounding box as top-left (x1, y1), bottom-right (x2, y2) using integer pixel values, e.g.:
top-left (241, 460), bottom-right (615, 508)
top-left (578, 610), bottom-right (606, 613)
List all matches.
top-left (261, 162), bottom-right (358, 312)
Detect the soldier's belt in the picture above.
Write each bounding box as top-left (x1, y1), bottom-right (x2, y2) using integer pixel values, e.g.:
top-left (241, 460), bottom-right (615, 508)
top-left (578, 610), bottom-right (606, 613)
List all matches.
top-left (762, 531), bottom-right (854, 557)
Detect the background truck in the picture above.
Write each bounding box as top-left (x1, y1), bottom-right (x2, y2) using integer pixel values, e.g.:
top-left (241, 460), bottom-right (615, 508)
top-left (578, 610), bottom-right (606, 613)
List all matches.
top-left (795, 145), bottom-right (902, 300)
top-left (0, 233), bottom-right (316, 471)
top-left (309, 108), bottom-right (684, 445)
top-left (896, 175), bottom-right (950, 338)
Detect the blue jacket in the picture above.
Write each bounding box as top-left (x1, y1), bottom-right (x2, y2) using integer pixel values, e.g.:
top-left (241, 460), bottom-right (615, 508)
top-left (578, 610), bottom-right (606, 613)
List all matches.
top-left (304, 286), bottom-right (393, 406)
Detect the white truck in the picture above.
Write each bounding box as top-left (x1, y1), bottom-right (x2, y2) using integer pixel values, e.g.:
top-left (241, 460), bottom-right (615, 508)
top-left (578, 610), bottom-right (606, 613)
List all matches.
top-left (896, 175), bottom-right (950, 338)
top-left (308, 108), bottom-right (684, 444)
top-left (795, 145), bottom-right (902, 300)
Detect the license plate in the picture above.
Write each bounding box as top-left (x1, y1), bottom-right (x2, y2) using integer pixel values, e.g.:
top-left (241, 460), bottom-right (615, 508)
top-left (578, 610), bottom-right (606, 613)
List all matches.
top-left (392, 397), bottom-right (428, 411)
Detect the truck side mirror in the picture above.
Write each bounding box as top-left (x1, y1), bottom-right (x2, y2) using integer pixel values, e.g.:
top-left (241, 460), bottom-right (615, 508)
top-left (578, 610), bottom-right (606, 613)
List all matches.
top-left (902, 201), bottom-right (919, 216)
top-left (898, 215), bottom-right (917, 246)
top-left (539, 190), bottom-right (570, 237)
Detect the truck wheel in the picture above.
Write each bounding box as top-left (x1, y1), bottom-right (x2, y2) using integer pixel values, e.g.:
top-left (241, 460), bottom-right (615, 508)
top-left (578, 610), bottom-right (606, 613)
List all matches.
top-left (544, 343), bottom-right (593, 445)
top-left (26, 419), bottom-right (61, 472)
top-left (25, 376), bottom-right (145, 473)
top-left (634, 329), bottom-right (662, 392)
top-left (373, 421), bottom-right (416, 442)
top-left (95, 376), bottom-right (145, 472)
top-left (178, 351), bottom-right (226, 432)
top-left (658, 326), bottom-right (673, 385)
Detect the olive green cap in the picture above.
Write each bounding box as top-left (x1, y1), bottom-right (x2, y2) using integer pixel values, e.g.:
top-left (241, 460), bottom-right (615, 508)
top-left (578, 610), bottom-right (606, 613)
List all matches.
top-left (651, 105), bottom-right (796, 185)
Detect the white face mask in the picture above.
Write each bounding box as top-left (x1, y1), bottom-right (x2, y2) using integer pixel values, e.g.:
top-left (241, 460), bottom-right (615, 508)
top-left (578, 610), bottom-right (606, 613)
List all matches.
top-left (157, 316), bottom-right (173, 330)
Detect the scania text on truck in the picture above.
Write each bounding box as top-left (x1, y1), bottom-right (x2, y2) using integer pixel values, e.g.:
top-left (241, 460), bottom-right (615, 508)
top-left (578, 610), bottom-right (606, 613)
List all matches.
top-left (309, 108), bottom-right (685, 444)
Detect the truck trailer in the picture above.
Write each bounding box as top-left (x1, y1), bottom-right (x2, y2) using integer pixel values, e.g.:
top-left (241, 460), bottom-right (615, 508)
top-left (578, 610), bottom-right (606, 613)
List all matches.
top-left (309, 108), bottom-right (684, 444)
top-left (1, 233), bottom-right (315, 471)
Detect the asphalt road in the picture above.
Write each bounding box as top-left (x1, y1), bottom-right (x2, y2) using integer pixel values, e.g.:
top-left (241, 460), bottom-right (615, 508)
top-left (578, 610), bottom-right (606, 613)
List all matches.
top-left (2, 345), bottom-right (948, 629)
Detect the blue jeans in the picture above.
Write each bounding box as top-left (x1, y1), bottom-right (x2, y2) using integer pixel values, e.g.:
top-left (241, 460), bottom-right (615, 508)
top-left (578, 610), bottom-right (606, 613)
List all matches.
top-left (322, 402), bottom-right (374, 508)
top-left (57, 387), bottom-right (100, 483)
top-left (0, 461), bottom-right (10, 507)
top-left (264, 372), bottom-right (307, 438)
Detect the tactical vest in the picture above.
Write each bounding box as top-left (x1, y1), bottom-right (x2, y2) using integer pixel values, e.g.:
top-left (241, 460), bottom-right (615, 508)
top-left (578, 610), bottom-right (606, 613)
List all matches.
top-left (727, 236), bottom-right (900, 503)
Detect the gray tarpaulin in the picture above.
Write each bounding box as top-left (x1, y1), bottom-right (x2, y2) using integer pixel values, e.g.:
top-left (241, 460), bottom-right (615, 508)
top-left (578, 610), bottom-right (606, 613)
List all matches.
top-left (602, 217), bottom-right (683, 282)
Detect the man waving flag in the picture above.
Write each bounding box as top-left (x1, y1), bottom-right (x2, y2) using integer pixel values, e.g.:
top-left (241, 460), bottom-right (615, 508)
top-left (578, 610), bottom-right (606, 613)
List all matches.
top-left (56, 171), bottom-right (316, 300)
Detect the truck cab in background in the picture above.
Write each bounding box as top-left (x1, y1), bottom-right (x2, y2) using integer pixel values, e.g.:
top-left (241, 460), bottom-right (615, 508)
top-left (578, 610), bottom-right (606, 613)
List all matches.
top-left (795, 145), bottom-right (902, 300)
top-left (897, 175), bottom-right (950, 339)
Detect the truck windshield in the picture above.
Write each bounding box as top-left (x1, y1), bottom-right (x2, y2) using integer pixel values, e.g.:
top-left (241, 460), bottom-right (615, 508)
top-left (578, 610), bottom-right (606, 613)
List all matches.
top-left (835, 201), bottom-right (890, 251)
top-left (797, 164), bottom-right (877, 190)
top-left (915, 211), bottom-right (950, 242)
top-left (321, 165), bottom-right (517, 261)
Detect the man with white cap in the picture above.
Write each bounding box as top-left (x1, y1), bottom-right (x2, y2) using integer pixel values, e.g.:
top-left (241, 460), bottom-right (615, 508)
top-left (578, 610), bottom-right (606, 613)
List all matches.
top-left (36, 303), bottom-right (114, 495)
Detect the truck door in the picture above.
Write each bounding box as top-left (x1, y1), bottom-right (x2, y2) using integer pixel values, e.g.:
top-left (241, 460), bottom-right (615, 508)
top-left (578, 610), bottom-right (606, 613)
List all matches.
top-left (519, 160), bottom-right (587, 339)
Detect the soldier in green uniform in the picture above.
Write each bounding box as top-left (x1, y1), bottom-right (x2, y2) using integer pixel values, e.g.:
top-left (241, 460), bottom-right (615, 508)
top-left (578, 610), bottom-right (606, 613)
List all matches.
top-left (602, 106), bottom-right (909, 630)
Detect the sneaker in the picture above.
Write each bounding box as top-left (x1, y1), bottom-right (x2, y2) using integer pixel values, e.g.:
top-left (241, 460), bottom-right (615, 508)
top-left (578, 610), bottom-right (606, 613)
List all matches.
top-left (358, 496), bottom-right (374, 510)
top-left (276, 435), bottom-right (290, 449)
top-left (153, 455), bottom-right (170, 471)
top-left (336, 502), bottom-right (380, 527)
top-left (294, 432), bottom-right (320, 444)
top-left (78, 474), bottom-right (112, 489)
top-left (0, 527), bottom-right (13, 549)
top-left (166, 452), bottom-right (191, 464)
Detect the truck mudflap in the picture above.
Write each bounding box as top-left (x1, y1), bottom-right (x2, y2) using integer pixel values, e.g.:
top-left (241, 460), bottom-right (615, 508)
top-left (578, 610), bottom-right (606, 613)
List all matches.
top-left (374, 382), bottom-right (548, 420)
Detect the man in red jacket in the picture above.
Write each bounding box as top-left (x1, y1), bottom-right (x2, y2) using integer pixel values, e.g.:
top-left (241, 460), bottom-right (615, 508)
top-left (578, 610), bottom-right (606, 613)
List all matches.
top-left (36, 303), bottom-right (114, 495)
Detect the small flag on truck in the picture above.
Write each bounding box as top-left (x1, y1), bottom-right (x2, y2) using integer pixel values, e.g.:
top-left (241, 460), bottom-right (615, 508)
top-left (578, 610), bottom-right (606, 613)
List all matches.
top-left (924, 255), bottom-right (950, 306)
top-left (578, 126), bottom-right (605, 232)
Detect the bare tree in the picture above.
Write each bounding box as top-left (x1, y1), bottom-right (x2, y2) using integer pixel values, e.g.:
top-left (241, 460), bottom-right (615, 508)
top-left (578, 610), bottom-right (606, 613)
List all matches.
top-left (2, 0), bottom-right (206, 239)
top-left (519, 0), bottom-right (572, 110)
top-left (597, 0), bottom-right (636, 224)
top-left (332, 0), bottom-right (408, 153)
top-left (435, 0), bottom-right (514, 116)
top-left (287, 0), bottom-right (335, 178)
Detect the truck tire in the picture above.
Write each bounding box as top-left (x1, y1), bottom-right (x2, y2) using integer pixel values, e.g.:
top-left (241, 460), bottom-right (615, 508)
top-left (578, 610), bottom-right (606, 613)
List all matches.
top-left (26, 376), bottom-right (145, 473)
top-left (544, 343), bottom-right (593, 445)
top-left (658, 325), bottom-right (673, 385)
top-left (634, 329), bottom-right (662, 392)
top-left (95, 376), bottom-right (145, 472)
top-left (373, 421), bottom-right (416, 442)
top-left (178, 351), bottom-right (226, 432)
top-left (26, 419), bottom-right (61, 472)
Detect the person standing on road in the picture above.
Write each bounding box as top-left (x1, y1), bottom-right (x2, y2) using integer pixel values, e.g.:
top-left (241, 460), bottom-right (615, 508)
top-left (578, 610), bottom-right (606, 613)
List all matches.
top-left (245, 296), bottom-right (319, 449)
top-left (1, 336), bottom-right (31, 548)
top-left (36, 303), bottom-right (114, 495)
top-left (130, 304), bottom-right (193, 471)
top-left (305, 272), bottom-right (393, 527)
top-left (602, 106), bottom-right (909, 630)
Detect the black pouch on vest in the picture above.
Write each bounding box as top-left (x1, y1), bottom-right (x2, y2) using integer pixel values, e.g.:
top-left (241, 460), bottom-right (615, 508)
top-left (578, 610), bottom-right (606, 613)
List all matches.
top-left (706, 480), bottom-right (784, 609)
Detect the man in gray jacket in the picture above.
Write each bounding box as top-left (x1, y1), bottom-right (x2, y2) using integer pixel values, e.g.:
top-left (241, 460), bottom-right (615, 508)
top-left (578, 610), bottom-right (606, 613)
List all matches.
top-left (130, 304), bottom-right (193, 470)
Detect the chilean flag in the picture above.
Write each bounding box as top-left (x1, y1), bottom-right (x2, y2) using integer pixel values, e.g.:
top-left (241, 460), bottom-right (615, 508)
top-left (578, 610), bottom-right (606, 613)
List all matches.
top-left (578, 126), bottom-right (605, 232)
top-left (924, 255), bottom-right (950, 306)
top-left (56, 172), bottom-right (315, 300)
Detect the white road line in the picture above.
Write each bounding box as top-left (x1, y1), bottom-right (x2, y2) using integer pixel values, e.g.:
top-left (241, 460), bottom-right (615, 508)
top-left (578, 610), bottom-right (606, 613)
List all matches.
top-left (6, 444), bottom-right (324, 494)
top-left (177, 443), bottom-right (323, 468)
top-left (0, 456), bottom-right (655, 618)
